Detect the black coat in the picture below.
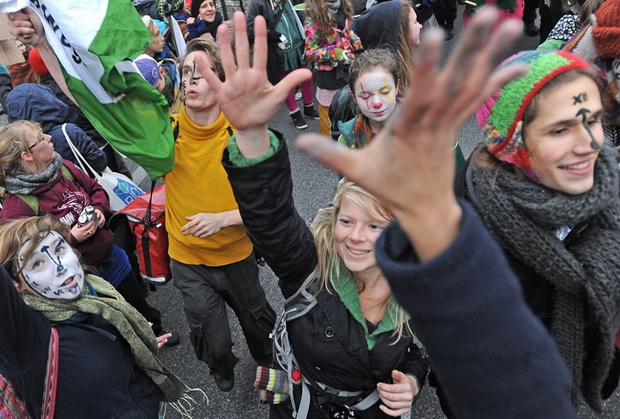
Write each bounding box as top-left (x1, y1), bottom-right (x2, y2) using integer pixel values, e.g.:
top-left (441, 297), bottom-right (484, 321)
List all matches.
top-left (454, 159), bottom-right (555, 328)
top-left (246, 0), bottom-right (289, 85)
top-left (223, 138), bottom-right (428, 418)
top-left (454, 157), bottom-right (620, 400)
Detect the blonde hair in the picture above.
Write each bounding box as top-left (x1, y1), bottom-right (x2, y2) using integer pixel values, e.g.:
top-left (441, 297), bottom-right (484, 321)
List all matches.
top-left (0, 215), bottom-right (71, 284)
top-left (0, 120), bottom-right (40, 186)
top-left (311, 180), bottom-right (412, 340)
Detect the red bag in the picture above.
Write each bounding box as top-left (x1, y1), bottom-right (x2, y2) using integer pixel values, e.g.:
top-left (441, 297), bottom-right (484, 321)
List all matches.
top-left (116, 184), bottom-right (170, 284)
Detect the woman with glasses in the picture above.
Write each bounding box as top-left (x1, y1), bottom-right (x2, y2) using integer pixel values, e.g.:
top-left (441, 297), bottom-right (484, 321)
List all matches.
top-left (0, 120), bottom-right (174, 346)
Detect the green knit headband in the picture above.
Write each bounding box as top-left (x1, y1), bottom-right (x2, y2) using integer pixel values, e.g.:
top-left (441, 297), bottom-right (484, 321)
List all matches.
top-left (477, 50), bottom-right (592, 181)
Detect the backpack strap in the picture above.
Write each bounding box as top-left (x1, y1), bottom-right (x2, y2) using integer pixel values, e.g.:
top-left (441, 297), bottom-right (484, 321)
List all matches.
top-left (15, 194), bottom-right (41, 216)
top-left (171, 117), bottom-right (180, 142)
top-left (60, 164), bottom-right (74, 181)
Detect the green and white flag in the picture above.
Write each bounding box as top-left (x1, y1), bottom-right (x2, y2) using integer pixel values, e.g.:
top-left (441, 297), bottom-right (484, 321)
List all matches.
top-left (0, 0), bottom-right (175, 178)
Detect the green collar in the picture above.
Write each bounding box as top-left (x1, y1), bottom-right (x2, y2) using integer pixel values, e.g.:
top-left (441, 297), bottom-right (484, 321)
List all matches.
top-left (332, 268), bottom-right (408, 349)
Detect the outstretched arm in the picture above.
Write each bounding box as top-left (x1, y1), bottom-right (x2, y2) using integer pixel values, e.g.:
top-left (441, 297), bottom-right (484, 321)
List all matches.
top-left (194, 12), bottom-right (311, 157)
top-left (297, 8), bottom-right (527, 261)
top-left (7, 8), bottom-right (76, 104)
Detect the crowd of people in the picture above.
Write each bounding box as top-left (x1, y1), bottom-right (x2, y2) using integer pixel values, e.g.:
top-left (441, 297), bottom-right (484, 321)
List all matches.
top-left (1, 0), bottom-right (620, 417)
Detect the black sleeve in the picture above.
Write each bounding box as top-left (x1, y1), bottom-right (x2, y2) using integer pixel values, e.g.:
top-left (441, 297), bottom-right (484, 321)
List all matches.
top-left (0, 265), bottom-right (50, 417)
top-left (375, 201), bottom-right (576, 419)
top-left (400, 330), bottom-right (429, 388)
top-left (223, 138), bottom-right (318, 298)
top-left (0, 73), bottom-right (12, 111)
top-left (246, 0), bottom-right (263, 43)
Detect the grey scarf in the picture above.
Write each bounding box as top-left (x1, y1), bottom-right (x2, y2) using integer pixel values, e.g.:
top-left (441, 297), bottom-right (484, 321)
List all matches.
top-left (327, 0), bottom-right (341, 13)
top-left (467, 146), bottom-right (620, 411)
top-left (5, 153), bottom-right (63, 195)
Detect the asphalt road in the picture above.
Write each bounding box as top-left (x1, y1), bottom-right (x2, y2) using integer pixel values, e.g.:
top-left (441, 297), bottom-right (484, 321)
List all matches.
top-left (2, 7), bottom-right (619, 418)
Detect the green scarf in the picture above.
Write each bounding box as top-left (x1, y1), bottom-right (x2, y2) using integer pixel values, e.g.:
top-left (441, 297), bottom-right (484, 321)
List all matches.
top-left (331, 267), bottom-right (408, 349)
top-left (352, 114), bottom-right (375, 149)
top-left (22, 275), bottom-right (188, 403)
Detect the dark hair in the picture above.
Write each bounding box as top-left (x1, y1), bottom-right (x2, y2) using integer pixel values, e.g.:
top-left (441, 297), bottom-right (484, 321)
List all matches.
top-left (348, 48), bottom-right (400, 96)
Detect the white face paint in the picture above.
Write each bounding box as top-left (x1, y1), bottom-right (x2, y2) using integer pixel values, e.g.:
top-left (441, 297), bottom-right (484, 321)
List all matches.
top-left (18, 231), bottom-right (85, 302)
top-left (354, 68), bottom-right (398, 125)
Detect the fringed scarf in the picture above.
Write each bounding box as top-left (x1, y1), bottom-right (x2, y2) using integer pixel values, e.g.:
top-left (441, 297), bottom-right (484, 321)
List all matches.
top-left (23, 275), bottom-right (207, 416)
top-left (467, 147), bottom-right (620, 411)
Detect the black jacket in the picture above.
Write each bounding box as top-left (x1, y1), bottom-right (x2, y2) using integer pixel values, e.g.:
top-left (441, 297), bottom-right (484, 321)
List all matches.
top-left (246, 0), bottom-right (290, 85)
top-left (454, 159), bottom-right (555, 328)
top-left (0, 266), bottom-right (161, 418)
top-left (223, 138), bottom-right (428, 418)
top-left (454, 157), bottom-right (620, 401)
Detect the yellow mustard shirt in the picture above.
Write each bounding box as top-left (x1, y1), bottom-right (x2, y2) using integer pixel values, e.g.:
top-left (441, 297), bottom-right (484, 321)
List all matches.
top-left (166, 109), bottom-right (253, 266)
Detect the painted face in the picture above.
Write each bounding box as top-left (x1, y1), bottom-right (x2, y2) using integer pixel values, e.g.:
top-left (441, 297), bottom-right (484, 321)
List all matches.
top-left (18, 231), bottom-right (85, 302)
top-left (408, 8), bottom-right (422, 46)
top-left (354, 68), bottom-right (398, 125)
top-left (199, 0), bottom-right (216, 23)
top-left (146, 23), bottom-right (165, 56)
top-left (25, 127), bottom-right (55, 170)
top-left (181, 51), bottom-right (218, 112)
top-left (334, 199), bottom-right (389, 281)
top-left (525, 75), bottom-right (604, 195)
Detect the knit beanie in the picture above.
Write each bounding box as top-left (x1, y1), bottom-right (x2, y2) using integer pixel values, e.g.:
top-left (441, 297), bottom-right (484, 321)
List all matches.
top-left (592, 0), bottom-right (620, 58)
top-left (477, 50), bottom-right (591, 181)
top-left (28, 48), bottom-right (49, 77)
top-left (134, 54), bottom-right (160, 87)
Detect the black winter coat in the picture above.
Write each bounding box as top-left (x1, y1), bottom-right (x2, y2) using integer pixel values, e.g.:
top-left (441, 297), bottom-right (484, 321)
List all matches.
top-left (224, 138), bottom-right (428, 418)
top-left (246, 0), bottom-right (298, 86)
top-left (454, 158), bottom-right (620, 401)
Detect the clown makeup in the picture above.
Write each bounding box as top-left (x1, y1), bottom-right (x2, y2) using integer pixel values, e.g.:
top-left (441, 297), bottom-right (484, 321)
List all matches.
top-left (354, 68), bottom-right (398, 131)
top-left (524, 75), bottom-right (604, 195)
top-left (181, 60), bottom-right (209, 93)
top-left (18, 231), bottom-right (85, 302)
top-left (573, 92), bottom-right (601, 151)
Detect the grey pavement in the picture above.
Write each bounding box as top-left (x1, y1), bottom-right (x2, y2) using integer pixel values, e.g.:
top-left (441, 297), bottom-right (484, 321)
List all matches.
top-left (2, 7), bottom-right (620, 418)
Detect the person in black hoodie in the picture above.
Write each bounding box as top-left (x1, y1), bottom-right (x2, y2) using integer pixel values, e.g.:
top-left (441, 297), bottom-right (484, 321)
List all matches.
top-left (5, 83), bottom-right (107, 176)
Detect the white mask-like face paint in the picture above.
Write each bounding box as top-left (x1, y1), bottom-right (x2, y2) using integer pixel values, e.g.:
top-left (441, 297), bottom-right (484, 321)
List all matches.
top-left (18, 231), bottom-right (85, 302)
top-left (354, 68), bottom-right (398, 125)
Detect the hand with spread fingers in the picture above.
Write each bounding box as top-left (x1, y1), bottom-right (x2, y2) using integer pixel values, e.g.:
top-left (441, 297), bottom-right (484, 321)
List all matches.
top-left (296, 8), bottom-right (527, 261)
top-left (194, 12), bottom-right (312, 158)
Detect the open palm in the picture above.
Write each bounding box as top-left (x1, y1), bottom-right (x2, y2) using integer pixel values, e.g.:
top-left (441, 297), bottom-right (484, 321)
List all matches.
top-left (196, 12), bottom-right (311, 131)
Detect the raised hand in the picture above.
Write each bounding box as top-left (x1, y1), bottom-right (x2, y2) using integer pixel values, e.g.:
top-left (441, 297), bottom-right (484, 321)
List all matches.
top-left (7, 8), bottom-right (45, 48)
top-left (297, 8), bottom-right (527, 261)
top-left (194, 11), bottom-right (311, 157)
